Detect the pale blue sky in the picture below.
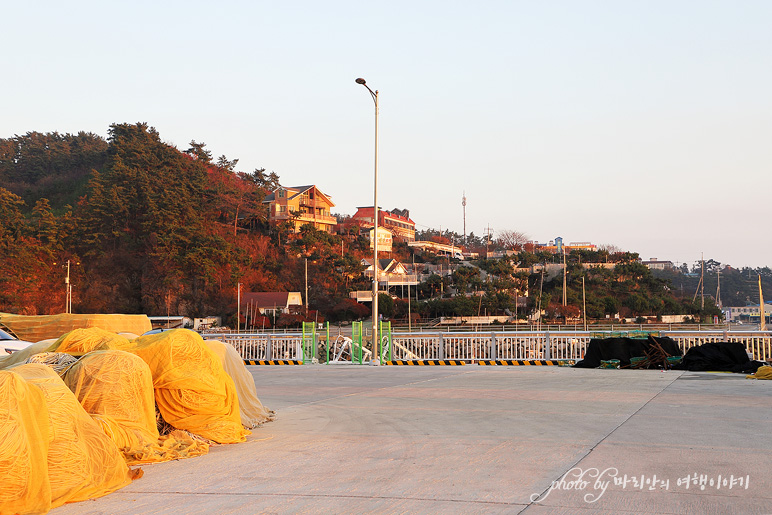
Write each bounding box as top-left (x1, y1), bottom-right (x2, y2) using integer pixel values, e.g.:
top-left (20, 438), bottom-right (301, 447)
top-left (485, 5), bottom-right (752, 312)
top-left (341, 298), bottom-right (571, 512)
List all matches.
top-left (3, 1), bottom-right (770, 268)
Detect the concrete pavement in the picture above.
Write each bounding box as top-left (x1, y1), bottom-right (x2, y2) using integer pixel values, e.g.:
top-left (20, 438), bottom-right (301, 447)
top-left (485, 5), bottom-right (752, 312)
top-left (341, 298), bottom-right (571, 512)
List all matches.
top-left (53, 366), bottom-right (772, 514)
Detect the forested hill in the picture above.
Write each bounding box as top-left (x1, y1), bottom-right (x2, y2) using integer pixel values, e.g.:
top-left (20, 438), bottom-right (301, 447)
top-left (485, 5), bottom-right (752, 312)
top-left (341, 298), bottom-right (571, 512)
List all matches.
top-left (0, 123), bottom-right (372, 320)
top-left (0, 131), bottom-right (108, 211)
top-left (1, 124), bottom-right (767, 324)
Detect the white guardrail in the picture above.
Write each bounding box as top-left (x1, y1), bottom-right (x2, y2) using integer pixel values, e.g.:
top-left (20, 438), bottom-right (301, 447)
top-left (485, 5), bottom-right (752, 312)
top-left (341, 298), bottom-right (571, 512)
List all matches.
top-left (205, 330), bottom-right (772, 363)
top-left (204, 333), bottom-right (306, 361)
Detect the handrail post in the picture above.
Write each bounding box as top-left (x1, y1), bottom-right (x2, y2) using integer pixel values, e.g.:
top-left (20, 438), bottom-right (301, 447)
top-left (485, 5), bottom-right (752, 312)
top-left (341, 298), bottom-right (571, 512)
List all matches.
top-left (438, 332), bottom-right (445, 360)
top-left (490, 330), bottom-right (497, 361)
top-left (266, 333), bottom-right (272, 361)
top-left (544, 330), bottom-right (551, 360)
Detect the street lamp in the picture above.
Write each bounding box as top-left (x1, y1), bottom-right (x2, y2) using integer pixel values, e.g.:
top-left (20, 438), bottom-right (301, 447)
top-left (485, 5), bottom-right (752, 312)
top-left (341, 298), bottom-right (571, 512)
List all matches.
top-left (54, 259), bottom-right (79, 313)
top-left (356, 77), bottom-right (380, 365)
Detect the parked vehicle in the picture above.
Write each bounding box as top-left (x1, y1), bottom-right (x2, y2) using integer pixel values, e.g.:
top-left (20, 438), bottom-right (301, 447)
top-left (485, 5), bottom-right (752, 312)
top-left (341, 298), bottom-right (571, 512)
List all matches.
top-left (0, 324), bottom-right (34, 355)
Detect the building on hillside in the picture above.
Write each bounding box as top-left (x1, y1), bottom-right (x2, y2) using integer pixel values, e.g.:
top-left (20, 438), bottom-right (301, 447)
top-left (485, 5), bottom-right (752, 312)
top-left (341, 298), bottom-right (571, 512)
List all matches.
top-left (360, 258), bottom-right (419, 287)
top-left (642, 258), bottom-right (675, 271)
top-left (408, 240), bottom-right (463, 259)
top-left (351, 206), bottom-right (416, 241)
top-left (148, 316), bottom-right (193, 330)
top-left (350, 259), bottom-right (418, 303)
top-left (527, 238), bottom-right (597, 254)
top-left (364, 226), bottom-right (393, 253)
top-left (723, 303), bottom-right (772, 325)
top-left (240, 292), bottom-right (304, 317)
top-left (487, 250), bottom-right (518, 259)
top-left (263, 185), bottom-right (336, 233)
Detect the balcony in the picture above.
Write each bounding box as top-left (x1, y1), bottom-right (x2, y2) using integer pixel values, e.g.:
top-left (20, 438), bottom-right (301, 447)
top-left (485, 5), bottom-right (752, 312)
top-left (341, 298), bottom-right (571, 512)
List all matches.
top-left (272, 212), bottom-right (337, 224)
top-left (296, 212), bottom-right (336, 224)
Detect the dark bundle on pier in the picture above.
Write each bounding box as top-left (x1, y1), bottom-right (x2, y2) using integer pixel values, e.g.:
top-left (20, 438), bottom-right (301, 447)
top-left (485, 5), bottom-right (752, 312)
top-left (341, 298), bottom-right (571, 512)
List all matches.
top-left (672, 342), bottom-right (765, 374)
top-left (624, 337), bottom-right (681, 370)
top-left (574, 335), bottom-right (681, 369)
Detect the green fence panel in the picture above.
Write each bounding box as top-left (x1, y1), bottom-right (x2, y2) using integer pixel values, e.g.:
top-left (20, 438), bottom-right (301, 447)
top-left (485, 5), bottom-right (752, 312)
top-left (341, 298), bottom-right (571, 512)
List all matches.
top-left (301, 322), bottom-right (316, 364)
top-left (325, 322), bottom-right (330, 364)
top-left (352, 321), bottom-right (362, 364)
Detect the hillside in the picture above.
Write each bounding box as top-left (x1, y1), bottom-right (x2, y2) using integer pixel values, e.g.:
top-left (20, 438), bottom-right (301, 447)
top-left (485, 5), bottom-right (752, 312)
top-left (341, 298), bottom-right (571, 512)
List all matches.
top-left (1, 123), bottom-right (766, 326)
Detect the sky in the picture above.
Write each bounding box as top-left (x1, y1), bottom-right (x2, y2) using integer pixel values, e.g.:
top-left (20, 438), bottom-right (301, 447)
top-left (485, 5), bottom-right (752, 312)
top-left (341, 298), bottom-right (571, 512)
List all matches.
top-left (3, 1), bottom-right (770, 268)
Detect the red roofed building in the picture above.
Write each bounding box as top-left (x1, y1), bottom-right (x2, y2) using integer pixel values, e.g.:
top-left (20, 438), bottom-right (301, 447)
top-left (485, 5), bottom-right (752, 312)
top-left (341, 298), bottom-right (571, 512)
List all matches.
top-left (351, 206), bottom-right (415, 241)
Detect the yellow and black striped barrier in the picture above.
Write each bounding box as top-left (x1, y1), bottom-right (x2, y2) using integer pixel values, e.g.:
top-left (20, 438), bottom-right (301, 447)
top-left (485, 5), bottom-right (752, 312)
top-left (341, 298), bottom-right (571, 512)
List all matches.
top-left (477, 360), bottom-right (574, 366)
top-left (243, 360), bottom-right (304, 365)
top-left (385, 360), bottom-right (466, 366)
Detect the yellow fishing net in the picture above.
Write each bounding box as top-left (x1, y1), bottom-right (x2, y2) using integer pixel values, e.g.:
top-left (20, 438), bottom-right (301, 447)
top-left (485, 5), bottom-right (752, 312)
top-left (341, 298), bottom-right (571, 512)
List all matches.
top-left (0, 328), bottom-right (130, 370)
top-left (0, 367), bottom-right (51, 515)
top-left (747, 365), bottom-right (772, 380)
top-left (53, 327), bottom-right (131, 355)
top-left (205, 339), bottom-right (275, 427)
top-left (125, 330), bottom-right (250, 444)
top-left (0, 313), bottom-right (152, 342)
top-left (1, 364), bottom-right (138, 515)
top-left (62, 350), bottom-right (209, 464)
top-left (0, 326), bottom-right (273, 512)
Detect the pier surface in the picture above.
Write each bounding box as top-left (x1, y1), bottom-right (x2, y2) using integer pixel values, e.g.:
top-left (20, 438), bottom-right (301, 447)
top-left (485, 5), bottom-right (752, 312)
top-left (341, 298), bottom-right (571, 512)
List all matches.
top-left (54, 366), bottom-right (772, 514)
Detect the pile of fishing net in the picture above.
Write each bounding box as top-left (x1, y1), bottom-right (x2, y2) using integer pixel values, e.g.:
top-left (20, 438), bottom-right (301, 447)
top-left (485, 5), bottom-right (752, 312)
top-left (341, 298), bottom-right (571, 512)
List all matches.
top-left (0, 327), bottom-right (273, 514)
top-left (0, 364), bottom-right (140, 514)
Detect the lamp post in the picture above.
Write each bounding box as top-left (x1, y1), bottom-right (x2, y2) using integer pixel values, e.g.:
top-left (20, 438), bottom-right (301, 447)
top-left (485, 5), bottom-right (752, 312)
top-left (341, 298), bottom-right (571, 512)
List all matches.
top-left (356, 77), bottom-right (380, 365)
top-left (65, 259), bottom-right (72, 314)
top-left (237, 282), bottom-right (241, 334)
top-left (55, 259), bottom-right (79, 314)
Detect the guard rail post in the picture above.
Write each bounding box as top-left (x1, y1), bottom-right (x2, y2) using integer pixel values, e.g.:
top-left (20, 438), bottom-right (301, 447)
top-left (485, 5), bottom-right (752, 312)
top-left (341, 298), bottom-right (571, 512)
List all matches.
top-left (439, 332), bottom-right (445, 361)
top-left (266, 334), bottom-right (272, 361)
top-left (544, 331), bottom-right (551, 360)
top-left (490, 330), bottom-right (497, 361)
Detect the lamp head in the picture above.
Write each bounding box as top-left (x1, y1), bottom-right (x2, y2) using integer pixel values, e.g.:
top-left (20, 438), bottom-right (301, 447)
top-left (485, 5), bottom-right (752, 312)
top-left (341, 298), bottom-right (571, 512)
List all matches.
top-left (355, 78), bottom-right (366, 85)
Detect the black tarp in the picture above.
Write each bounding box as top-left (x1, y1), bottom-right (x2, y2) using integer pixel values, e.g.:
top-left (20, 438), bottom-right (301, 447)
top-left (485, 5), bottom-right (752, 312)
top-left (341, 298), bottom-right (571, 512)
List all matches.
top-left (672, 341), bottom-right (765, 373)
top-left (573, 336), bottom-right (681, 369)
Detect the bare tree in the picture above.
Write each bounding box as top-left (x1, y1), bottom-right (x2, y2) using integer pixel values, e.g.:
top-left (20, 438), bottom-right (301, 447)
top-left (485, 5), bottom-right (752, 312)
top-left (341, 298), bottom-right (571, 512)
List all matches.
top-left (497, 230), bottom-right (529, 251)
top-left (598, 243), bottom-right (621, 254)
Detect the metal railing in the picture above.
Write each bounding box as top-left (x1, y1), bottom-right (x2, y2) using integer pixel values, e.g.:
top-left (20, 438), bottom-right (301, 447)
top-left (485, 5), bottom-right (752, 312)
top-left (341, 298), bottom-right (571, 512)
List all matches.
top-left (205, 333), bottom-right (305, 361)
top-left (389, 331), bottom-right (591, 361)
top-left (209, 329), bottom-right (772, 364)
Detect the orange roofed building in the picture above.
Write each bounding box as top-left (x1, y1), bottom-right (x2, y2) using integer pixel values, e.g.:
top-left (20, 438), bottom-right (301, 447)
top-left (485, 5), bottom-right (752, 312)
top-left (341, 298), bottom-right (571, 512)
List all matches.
top-left (263, 185), bottom-right (336, 233)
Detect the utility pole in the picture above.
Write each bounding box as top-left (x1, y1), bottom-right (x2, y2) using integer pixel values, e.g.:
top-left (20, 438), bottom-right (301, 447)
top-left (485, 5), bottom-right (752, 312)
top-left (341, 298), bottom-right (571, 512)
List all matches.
top-left (237, 282), bottom-right (241, 334)
top-left (65, 259), bottom-right (72, 314)
top-left (305, 258), bottom-right (309, 315)
top-left (759, 275), bottom-right (766, 331)
top-left (537, 265), bottom-right (545, 331)
top-left (462, 192), bottom-right (467, 246)
top-left (716, 269), bottom-right (722, 309)
top-left (582, 276), bottom-right (587, 331)
top-left (701, 253), bottom-right (705, 310)
top-left (562, 249), bottom-right (567, 306)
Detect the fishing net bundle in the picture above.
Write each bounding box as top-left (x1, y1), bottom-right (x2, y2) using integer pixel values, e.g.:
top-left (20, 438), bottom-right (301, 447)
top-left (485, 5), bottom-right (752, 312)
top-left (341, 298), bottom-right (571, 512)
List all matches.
top-left (0, 326), bottom-right (272, 513)
top-left (0, 364), bottom-right (139, 515)
top-left (124, 330), bottom-right (251, 443)
top-left (205, 339), bottom-right (276, 427)
top-left (62, 350), bottom-right (209, 465)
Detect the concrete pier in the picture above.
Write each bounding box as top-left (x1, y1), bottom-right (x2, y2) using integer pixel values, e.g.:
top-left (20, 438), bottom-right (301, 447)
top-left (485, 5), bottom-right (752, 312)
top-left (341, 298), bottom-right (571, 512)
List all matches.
top-left (53, 366), bottom-right (772, 514)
